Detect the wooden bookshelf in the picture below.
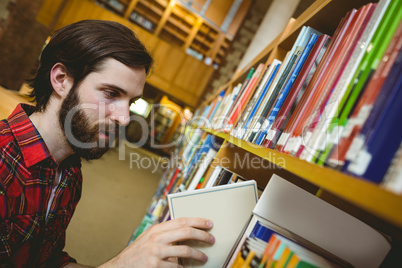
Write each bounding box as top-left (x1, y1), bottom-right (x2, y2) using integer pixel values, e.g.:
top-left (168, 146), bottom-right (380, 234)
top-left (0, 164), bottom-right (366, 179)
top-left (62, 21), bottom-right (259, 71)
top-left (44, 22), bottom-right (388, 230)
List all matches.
top-left (172, 0), bottom-right (402, 264)
top-left (94, 0), bottom-right (251, 66)
top-left (132, 0), bottom-right (402, 265)
top-left (203, 128), bottom-right (402, 231)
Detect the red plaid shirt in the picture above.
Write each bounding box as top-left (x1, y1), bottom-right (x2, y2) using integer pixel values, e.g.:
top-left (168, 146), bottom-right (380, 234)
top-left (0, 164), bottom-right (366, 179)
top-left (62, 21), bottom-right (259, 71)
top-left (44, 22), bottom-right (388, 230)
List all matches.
top-left (0, 104), bottom-right (82, 267)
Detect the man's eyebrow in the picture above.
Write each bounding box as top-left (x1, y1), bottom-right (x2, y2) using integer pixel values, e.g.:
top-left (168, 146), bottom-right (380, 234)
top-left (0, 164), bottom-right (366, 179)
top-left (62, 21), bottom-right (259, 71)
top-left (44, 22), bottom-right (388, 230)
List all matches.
top-left (101, 83), bottom-right (142, 100)
top-left (101, 83), bottom-right (128, 95)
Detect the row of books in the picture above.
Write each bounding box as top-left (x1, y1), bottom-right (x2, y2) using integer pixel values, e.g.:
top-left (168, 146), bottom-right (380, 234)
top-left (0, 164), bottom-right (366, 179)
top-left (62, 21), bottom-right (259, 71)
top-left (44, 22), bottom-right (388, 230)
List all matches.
top-left (131, 126), bottom-right (391, 267)
top-left (130, 1), bottom-right (397, 266)
top-left (232, 228), bottom-right (340, 268)
top-left (144, 168), bottom-right (391, 267)
top-left (192, 0), bottom-right (402, 192)
top-left (223, 174), bottom-right (391, 268)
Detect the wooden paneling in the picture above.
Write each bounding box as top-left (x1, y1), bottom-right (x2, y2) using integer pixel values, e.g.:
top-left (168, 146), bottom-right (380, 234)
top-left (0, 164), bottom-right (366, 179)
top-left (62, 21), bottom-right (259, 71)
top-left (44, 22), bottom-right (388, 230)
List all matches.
top-left (204, 0), bottom-right (234, 27)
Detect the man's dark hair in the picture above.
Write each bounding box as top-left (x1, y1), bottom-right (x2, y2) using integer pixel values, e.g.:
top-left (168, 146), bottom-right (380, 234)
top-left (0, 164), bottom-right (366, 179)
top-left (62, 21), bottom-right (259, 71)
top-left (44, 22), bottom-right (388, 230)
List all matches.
top-left (28, 19), bottom-right (153, 112)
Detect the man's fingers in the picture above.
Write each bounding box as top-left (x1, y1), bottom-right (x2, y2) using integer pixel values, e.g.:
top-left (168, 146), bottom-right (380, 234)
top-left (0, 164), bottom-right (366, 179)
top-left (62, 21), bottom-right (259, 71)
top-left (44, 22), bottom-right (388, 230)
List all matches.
top-left (161, 245), bottom-right (208, 263)
top-left (153, 226), bottom-right (215, 245)
top-left (156, 217), bottom-right (213, 232)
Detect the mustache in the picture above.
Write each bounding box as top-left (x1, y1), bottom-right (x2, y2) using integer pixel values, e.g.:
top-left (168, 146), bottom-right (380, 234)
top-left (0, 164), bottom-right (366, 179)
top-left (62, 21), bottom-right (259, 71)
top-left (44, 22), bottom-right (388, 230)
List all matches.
top-left (98, 123), bottom-right (119, 134)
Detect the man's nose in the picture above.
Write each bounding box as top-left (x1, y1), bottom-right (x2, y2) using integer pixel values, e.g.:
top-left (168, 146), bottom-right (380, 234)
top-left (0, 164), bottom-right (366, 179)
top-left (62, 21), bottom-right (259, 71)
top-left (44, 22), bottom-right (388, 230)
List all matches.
top-left (109, 102), bottom-right (130, 126)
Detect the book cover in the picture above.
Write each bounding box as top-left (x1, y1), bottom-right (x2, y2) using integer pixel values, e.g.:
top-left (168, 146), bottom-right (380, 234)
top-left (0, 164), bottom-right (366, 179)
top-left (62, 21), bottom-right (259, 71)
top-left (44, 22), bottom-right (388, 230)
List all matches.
top-left (167, 180), bottom-right (258, 267)
top-left (254, 33), bottom-right (320, 145)
top-left (237, 60), bottom-right (282, 140)
top-left (346, 60), bottom-right (402, 182)
top-left (277, 10), bottom-right (356, 153)
top-left (243, 59), bottom-right (283, 142)
top-left (250, 27), bottom-right (322, 145)
top-left (231, 65), bottom-right (270, 138)
top-left (226, 63), bottom-right (266, 131)
top-left (215, 84), bottom-right (242, 130)
top-left (322, 0), bottom-right (401, 166)
top-left (327, 14), bottom-right (401, 167)
top-left (298, 3), bottom-right (376, 162)
top-left (222, 68), bottom-right (256, 132)
top-left (264, 35), bottom-right (331, 149)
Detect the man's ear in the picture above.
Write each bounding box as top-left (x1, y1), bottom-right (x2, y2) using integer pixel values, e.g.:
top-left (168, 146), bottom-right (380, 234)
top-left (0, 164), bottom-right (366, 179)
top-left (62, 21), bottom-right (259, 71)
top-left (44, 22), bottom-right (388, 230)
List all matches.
top-left (50, 63), bottom-right (74, 98)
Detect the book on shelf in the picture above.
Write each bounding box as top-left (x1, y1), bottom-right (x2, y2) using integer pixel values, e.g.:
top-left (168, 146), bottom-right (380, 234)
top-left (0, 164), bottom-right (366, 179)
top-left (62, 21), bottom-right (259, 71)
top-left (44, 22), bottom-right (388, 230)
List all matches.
top-left (254, 31), bottom-right (320, 145)
top-left (297, 3), bottom-right (377, 161)
top-left (186, 144), bottom-right (220, 191)
top-left (182, 134), bottom-right (223, 188)
top-left (242, 59), bottom-right (282, 142)
top-left (340, 0), bottom-right (402, 171)
top-left (221, 68), bottom-right (255, 132)
top-left (167, 180), bottom-right (259, 268)
top-left (231, 64), bottom-right (272, 139)
top-left (202, 89), bottom-right (225, 128)
top-left (315, 0), bottom-right (399, 166)
top-left (225, 174), bottom-right (391, 268)
top-left (345, 51), bottom-right (402, 182)
top-left (213, 84), bottom-right (242, 130)
top-left (238, 60), bottom-right (282, 138)
top-left (209, 89), bottom-right (229, 129)
top-left (262, 34), bottom-right (331, 149)
top-left (279, 9), bottom-right (359, 155)
top-left (246, 26), bottom-right (322, 144)
top-left (327, 12), bottom-right (401, 167)
top-left (224, 64), bottom-right (266, 133)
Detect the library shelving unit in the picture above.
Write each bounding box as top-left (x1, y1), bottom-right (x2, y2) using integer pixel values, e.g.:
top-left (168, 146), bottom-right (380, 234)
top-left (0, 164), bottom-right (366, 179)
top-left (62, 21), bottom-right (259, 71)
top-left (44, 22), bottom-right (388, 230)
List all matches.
top-left (133, 0), bottom-right (402, 266)
top-left (95, 0), bottom-right (252, 65)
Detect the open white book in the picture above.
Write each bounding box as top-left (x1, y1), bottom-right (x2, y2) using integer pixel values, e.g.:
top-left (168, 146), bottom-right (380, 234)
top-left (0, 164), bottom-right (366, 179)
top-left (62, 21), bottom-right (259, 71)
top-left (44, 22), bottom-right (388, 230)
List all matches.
top-left (167, 180), bottom-right (258, 267)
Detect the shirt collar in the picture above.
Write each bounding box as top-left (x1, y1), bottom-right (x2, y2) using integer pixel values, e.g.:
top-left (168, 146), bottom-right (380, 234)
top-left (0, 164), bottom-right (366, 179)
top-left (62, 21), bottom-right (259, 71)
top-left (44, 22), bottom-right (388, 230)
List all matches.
top-left (8, 104), bottom-right (54, 168)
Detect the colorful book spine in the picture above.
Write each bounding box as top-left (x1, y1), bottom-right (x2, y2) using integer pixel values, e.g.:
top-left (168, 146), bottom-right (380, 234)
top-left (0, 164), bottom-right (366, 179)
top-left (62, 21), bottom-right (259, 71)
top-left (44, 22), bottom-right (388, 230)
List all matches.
top-left (346, 65), bottom-right (402, 182)
top-left (276, 10), bottom-right (356, 153)
top-left (326, 9), bottom-right (400, 167)
top-left (237, 60), bottom-right (282, 140)
top-left (254, 33), bottom-right (320, 145)
top-left (216, 84), bottom-right (242, 130)
top-left (298, 3), bottom-right (376, 162)
top-left (263, 35), bottom-right (331, 149)
top-left (226, 64), bottom-right (266, 132)
top-left (222, 68), bottom-right (257, 132)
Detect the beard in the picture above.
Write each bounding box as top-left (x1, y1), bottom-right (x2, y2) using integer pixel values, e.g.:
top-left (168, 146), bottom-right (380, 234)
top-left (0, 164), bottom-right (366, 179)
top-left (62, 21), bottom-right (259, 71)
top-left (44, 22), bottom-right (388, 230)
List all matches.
top-left (58, 84), bottom-right (119, 160)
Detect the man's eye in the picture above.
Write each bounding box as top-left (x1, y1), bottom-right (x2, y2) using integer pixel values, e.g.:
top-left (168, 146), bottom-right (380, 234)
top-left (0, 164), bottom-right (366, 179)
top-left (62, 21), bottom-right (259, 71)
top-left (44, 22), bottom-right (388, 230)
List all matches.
top-left (104, 90), bottom-right (119, 98)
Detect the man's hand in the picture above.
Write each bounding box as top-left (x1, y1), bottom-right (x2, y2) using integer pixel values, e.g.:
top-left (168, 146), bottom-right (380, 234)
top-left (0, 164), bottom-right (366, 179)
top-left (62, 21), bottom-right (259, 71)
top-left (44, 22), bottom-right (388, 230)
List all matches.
top-left (99, 217), bottom-right (215, 268)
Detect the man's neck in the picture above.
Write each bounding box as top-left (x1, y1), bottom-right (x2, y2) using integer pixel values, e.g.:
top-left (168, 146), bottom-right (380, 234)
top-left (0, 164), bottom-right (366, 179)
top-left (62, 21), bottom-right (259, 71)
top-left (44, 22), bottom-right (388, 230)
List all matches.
top-left (29, 108), bottom-right (74, 165)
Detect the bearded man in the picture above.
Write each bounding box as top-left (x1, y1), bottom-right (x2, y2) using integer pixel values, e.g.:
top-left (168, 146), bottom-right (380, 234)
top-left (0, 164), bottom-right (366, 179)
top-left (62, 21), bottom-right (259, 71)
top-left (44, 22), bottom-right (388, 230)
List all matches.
top-left (0, 20), bottom-right (214, 268)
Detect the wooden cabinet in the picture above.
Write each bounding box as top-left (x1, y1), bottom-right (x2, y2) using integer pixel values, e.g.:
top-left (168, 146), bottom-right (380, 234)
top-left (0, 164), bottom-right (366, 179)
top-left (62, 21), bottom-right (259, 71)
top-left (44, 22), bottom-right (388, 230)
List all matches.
top-left (95, 0), bottom-right (252, 66)
top-left (39, 0), bottom-right (243, 107)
